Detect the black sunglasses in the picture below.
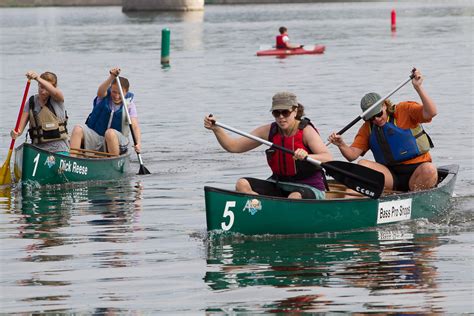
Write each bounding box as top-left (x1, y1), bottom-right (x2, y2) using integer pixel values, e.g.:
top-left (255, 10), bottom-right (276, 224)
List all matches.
top-left (369, 110), bottom-right (384, 121)
top-left (272, 109), bottom-right (294, 118)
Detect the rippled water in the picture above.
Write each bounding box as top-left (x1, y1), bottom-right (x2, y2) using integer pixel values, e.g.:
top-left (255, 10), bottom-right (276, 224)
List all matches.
top-left (0, 1), bottom-right (473, 313)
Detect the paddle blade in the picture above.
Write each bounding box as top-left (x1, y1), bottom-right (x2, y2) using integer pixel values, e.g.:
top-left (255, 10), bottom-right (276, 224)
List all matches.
top-left (0, 151), bottom-right (13, 185)
top-left (138, 164), bottom-right (151, 175)
top-left (321, 160), bottom-right (385, 199)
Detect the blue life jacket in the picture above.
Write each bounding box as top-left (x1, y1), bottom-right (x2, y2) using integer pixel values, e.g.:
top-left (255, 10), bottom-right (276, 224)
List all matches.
top-left (85, 89), bottom-right (133, 136)
top-left (369, 115), bottom-right (433, 166)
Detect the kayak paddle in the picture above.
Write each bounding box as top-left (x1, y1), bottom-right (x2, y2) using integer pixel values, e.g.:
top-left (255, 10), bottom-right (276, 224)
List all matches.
top-left (115, 75), bottom-right (151, 175)
top-left (326, 68), bottom-right (416, 146)
top-left (0, 80), bottom-right (31, 185)
top-left (212, 120), bottom-right (385, 199)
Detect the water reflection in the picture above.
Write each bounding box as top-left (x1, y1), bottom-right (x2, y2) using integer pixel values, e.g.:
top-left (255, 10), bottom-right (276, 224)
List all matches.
top-left (0, 185), bottom-right (12, 210)
top-left (205, 231), bottom-right (443, 312)
top-left (7, 180), bottom-right (144, 303)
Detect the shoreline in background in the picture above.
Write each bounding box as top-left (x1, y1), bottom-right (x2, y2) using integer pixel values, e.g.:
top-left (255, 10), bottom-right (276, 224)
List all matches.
top-left (1, 0), bottom-right (378, 8)
top-left (0, 0), bottom-right (120, 6)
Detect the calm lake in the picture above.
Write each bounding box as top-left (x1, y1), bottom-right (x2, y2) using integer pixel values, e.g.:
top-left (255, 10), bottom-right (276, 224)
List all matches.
top-left (0, 1), bottom-right (473, 313)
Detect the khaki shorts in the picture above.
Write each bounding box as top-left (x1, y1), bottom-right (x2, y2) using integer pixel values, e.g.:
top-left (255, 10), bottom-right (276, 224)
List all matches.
top-left (81, 125), bottom-right (129, 154)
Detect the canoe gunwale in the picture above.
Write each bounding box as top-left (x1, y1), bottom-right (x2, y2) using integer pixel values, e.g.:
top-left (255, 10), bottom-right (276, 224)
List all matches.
top-left (16, 143), bottom-right (130, 162)
top-left (205, 164), bottom-right (459, 203)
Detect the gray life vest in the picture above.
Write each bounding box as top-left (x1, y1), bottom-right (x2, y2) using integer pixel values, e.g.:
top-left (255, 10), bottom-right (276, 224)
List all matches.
top-left (28, 96), bottom-right (68, 144)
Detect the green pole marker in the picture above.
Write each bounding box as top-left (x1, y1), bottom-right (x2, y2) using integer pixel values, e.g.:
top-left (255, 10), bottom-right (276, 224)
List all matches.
top-left (161, 28), bottom-right (170, 65)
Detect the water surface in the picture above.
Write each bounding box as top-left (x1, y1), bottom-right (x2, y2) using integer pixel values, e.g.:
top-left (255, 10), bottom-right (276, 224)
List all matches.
top-left (0, 1), bottom-right (473, 313)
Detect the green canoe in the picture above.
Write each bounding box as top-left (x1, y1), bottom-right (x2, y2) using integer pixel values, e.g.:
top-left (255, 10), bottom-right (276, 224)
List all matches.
top-left (14, 143), bottom-right (130, 186)
top-left (204, 164), bottom-right (459, 236)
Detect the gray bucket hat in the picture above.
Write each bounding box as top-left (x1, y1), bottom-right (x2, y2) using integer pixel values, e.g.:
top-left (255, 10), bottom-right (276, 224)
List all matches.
top-left (360, 92), bottom-right (382, 120)
top-left (271, 92), bottom-right (298, 111)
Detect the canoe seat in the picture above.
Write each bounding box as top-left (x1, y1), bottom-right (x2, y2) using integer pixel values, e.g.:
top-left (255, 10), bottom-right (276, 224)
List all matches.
top-left (70, 147), bottom-right (118, 158)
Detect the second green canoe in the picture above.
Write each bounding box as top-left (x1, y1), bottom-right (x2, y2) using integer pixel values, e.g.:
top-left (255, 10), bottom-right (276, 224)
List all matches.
top-left (205, 165), bottom-right (459, 236)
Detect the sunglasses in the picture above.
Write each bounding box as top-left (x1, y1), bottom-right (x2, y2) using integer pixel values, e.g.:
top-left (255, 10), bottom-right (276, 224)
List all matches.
top-left (272, 109), bottom-right (294, 118)
top-left (369, 110), bottom-right (384, 121)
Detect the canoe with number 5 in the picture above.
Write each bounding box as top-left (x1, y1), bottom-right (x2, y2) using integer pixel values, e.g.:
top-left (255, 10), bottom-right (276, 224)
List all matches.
top-left (14, 143), bottom-right (130, 186)
top-left (204, 164), bottom-right (459, 236)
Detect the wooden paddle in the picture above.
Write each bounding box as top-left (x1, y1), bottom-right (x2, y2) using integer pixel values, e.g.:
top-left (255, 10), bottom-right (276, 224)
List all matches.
top-left (115, 75), bottom-right (151, 175)
top-left (326, 68), bottom-right (416, 146)
top-left (0, 80), bottom-right (31, 185)
top-left (212, 120), bottom-right (385, 199)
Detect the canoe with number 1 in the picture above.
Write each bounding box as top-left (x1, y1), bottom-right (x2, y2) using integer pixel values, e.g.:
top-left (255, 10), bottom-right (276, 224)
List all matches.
top-left (14, 143), bottom-right (130, 186)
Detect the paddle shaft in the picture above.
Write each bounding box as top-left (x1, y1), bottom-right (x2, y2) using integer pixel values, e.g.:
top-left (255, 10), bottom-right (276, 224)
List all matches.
top-left (115, 75), bottom-right (146, 167)
top-left (213, 120), bottom-right (385, 199)
top-left (216, 121), bottom-right (375, 182)
top-left (326, 71), bottom-right (415, 145)
top-left (215, 121), bottom-right (322, 166)
top-left (9, 80), bottom-right (31, 150)
top-left (0, 80), bottom-right (31, 185)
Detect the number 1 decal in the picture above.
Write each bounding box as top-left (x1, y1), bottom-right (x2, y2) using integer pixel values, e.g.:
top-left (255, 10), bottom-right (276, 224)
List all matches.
top-left (32, 153), bottom-right (40, 177)
top-left (221, 201), bottom-right (236, 231)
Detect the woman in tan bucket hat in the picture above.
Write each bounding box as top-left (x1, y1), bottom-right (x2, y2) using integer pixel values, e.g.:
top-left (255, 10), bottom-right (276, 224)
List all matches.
top-left (204, 92), bottom-right (332, 199)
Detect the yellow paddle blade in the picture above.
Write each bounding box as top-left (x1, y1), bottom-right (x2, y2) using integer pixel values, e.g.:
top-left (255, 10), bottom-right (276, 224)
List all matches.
top-left (0, 150), bottom-right (13, 185)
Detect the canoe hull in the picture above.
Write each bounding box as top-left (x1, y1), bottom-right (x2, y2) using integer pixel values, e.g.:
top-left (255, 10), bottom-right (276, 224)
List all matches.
top-left (205, 165), bottom-right (458, 235)
top-left (14, 143), bottom-right (130, 186)
top-left (257, 45), bottom-right (325, 56)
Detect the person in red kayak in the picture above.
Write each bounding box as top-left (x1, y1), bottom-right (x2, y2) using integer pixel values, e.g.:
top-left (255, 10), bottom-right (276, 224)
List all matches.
top-left (276, 26), bottom-right (304, 49)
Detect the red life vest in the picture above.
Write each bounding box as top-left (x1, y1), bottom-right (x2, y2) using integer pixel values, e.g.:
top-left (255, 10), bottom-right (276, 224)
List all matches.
top-left (276, 35), bottom-right (287, 49)
top-left (266, 119), bottom-right (321, 180)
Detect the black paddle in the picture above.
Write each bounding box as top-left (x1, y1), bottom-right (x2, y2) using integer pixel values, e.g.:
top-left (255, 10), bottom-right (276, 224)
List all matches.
top-left (116, 75), bottom-right (151, 175)
top-left (212, 120), bottom-right (385, 199)
top-left (326, 68), bottom-right (416, 146)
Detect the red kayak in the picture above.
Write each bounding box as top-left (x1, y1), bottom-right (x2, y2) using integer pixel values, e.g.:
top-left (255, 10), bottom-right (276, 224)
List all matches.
top-left (256, 45), bottom-right (325, 57)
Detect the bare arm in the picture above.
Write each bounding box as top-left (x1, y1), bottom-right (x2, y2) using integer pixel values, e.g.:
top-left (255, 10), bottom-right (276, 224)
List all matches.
top-left (26, 71), bottom-right (64, 103)
top-left (10, 112), bottom-right (29, 139)
top-left (327, 132), bottom-right (364, 162)
top-left (130, 117), bottom-right (142, 153)
top-left (204, 115), bottom-right (267, 153)
top-left (412, 69), bottom-right (437, 120)
top-left (302, 126), bottom-right (333, 162)
top-left (98, 67), bottom-right (120, 98)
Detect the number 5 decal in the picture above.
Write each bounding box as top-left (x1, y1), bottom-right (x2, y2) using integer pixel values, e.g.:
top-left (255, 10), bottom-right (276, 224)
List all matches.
top-left (221, 201), bottom-right (236, 231)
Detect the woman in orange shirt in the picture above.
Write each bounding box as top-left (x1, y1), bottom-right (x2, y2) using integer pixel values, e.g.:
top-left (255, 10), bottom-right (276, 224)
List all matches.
top-left (328, 69), bottom-right (438, 191)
